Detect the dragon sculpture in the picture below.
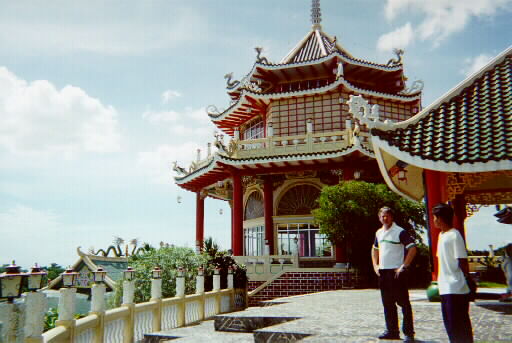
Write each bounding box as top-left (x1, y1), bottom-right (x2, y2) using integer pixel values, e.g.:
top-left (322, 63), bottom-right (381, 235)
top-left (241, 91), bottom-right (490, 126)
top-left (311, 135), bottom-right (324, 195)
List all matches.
top-left (255, 47), bottom-right (270, 64)
top-left (89, 237), bottom-right (146, 257)
top-left (400, 80), bottom-right (424, 95)
top-left (386, 48), bottom-right (404, 67)
top-left (172, 161), bottom-right (187, 175)
top-left (214, 134), bottom-right (238, 157)
top-left (224, 72), bottom-right (240, 89)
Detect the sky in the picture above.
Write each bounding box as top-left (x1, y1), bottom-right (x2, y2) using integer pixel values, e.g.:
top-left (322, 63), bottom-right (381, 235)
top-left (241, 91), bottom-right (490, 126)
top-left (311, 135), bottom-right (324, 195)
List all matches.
top-left (0, 0), bottom-right (511, 269)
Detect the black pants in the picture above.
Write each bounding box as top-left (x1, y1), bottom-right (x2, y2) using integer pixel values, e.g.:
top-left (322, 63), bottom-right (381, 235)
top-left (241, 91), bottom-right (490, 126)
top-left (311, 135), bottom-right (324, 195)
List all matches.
top-left (379, 269), bottom-right (414, 336)
top-left (441, 294), bottom-right (473, 343)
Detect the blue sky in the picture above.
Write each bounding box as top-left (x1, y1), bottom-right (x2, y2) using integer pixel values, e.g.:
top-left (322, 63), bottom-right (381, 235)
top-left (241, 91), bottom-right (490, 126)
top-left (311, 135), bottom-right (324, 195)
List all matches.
top-left (0, 0), bottom-right (511, 268)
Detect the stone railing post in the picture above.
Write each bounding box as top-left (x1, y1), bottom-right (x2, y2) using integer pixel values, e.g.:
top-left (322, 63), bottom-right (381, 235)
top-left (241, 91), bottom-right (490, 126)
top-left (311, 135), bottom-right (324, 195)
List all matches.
top-left (0, 302), bottom-right (25, 343)
top-left (213, 268), bottom-right (221, 314)
top-left (196, 267), bottom-right (205, 321)
top-left (227, 267), bottom-right (235, 311)
top-left (121, 280), bottom-right (135, 343)
top-left (176, 268), bottom-right (186, 327)
top-left (90, 283), bottom-right (106, 343)
top-left (24, 291), bottom-right (47, 343)
top-left (306, 119), bottom-right (314, 152)
top-left (150, 276), bottom-right (162, 333)
top-left (56, 288), bottom-right (77, 341)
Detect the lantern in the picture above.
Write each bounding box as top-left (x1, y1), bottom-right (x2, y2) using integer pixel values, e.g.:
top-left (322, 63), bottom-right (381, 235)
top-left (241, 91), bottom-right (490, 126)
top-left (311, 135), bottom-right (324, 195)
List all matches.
top-left (397, 167), bottom-right (408, 182)
top-left (27, 263), bottom-right (47, 291)
top-left (93, 267), bottom-right (107, 284)
top-left (0, 261), bottom-right (27, 302)
top-left (353, 170), bottom-right (361, 179)
top-left (61, 267), bottom-right (79, 287)
top-left (152, 266), bottom-right (162, 279)
top-left (124, 266), bottom-right (135, 281)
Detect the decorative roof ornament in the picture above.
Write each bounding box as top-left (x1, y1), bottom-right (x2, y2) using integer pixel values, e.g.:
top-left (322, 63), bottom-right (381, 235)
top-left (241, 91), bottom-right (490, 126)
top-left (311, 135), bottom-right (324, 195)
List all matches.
top-left (347, 95), bottom-right (394, 130)
top-left (400, 80), bottom-right (424, 95)
top-left (386, 48), bottom-right (404, 67)
top-left (224, 72), bottom-right (240, 89)
top-left (255, 47), bottom-right (270, 64)
top-left (311, 0), bottom-right (322, 29)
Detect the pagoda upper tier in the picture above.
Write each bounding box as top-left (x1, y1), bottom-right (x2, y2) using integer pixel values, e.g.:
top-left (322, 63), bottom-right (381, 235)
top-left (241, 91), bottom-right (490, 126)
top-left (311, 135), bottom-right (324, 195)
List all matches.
top-left (208, 27), bottom-right (421, 136)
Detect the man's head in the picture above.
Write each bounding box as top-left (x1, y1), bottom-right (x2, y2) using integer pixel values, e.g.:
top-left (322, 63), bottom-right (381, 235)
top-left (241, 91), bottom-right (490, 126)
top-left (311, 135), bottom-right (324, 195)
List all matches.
top-left (432, 203), bottom-right (454, 229)
top-left (378, 206), bottom-right (394, 227)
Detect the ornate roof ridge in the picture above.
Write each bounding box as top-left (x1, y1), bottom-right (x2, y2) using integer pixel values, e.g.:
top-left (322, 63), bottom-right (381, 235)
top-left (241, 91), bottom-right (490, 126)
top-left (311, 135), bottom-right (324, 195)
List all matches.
top-left (371, 45), bottom-right (512, 132)
top-left (209, 74), bottom-right (421, 122)
top-left (175, 142), bottom-right (375, 185)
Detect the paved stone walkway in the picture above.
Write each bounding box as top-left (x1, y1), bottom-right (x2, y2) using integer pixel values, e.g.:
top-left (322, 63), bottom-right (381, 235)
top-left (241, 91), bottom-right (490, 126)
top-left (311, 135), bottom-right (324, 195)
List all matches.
top-left (155, 289), bottom-right (511, 342)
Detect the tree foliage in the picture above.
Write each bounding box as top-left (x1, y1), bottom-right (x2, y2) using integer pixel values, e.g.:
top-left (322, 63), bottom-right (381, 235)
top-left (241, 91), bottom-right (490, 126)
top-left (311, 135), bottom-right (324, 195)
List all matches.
top-left (312, 181), bottom-right (426, 283)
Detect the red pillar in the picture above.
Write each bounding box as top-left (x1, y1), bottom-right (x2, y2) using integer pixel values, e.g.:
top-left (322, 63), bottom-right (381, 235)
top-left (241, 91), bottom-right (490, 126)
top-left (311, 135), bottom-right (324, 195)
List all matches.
top-left (232, 172), bottom-right (244, 256)
top-left (263, 176), bottom-right (274, 254)
top-left (424, 169), bottom-right (448, 281)
top-left (452, 194), bottom-right (467, 240)
top-left (195, 192), bottom-right (204, 252)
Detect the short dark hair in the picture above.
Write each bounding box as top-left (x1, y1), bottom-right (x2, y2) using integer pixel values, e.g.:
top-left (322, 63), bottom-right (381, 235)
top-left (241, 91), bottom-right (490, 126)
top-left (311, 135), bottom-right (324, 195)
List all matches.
top-left (432, 203), bottom-right (454, 226)
top-left (378, 206), bottom-right (394, 217)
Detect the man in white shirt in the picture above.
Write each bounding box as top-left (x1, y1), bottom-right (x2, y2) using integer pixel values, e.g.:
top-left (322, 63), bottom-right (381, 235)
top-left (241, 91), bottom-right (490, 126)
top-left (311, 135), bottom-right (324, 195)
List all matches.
top-left (372, 207), bottom-right (417, 342)
top-left (433, 203), bottom-right (473, 343)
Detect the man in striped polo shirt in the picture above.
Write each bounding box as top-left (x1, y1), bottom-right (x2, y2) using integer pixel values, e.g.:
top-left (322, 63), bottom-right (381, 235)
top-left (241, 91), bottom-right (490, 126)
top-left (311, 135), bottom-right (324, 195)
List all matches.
top-left (372, 207), bottom-right (417, 342)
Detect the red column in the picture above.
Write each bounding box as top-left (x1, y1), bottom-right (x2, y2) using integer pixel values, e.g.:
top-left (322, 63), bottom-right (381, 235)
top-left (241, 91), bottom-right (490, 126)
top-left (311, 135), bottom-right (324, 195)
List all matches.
top-left (263, 176), bottom-right (274, 254)
top-left (232, 173), bottom-right (244, 256)
top-left (196, 192), bottom-right (204, 252)
top-left (424, 169), bottom-right (448, 281)
top-left (452, 194), bottom-right (467, 241)
top-left (230, 200), bottom-right (234, 253)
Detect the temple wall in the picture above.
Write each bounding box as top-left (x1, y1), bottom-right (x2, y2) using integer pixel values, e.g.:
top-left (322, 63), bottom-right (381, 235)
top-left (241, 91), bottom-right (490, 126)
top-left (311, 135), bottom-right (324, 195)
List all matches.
top-left (268, 90), bottom-right (419, 137)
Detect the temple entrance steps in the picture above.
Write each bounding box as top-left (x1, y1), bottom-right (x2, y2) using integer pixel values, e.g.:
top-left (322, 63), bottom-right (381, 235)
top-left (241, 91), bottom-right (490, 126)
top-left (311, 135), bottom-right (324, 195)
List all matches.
top-left (247, 268), bottom-right (359, 306)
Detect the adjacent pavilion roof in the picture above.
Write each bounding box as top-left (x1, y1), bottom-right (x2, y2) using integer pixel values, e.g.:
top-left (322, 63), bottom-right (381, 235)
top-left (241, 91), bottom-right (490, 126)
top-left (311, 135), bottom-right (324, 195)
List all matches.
top-left (368, 46), bottom-right (512, 201)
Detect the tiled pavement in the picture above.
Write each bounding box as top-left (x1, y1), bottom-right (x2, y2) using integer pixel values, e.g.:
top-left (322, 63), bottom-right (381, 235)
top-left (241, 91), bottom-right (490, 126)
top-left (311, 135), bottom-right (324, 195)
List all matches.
top-left (152, 289), bottom-right (512, 342)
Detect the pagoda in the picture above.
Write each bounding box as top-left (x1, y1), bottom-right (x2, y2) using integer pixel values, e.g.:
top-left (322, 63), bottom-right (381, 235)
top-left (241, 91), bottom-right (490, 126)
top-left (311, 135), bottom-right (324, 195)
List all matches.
top-left (174, 1), bottom-right (423, 270)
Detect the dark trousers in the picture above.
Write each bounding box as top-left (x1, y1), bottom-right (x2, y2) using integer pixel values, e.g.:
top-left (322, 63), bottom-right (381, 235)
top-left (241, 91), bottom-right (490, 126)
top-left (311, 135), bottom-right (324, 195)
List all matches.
top-left (379, 269), bottom-right (414, 336)
top-left (441, 294), bottom-right (473, 343)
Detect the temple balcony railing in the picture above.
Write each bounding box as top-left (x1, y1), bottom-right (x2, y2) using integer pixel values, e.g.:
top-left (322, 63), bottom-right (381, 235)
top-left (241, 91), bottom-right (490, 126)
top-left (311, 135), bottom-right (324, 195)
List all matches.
top-left (232, 129), bottom-right (372, 159)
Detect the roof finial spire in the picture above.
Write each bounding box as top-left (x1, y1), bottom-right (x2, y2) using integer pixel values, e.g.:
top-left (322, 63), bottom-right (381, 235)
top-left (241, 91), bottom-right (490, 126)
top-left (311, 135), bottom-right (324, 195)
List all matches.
top-left (311, 0), bottom-right (322, 30)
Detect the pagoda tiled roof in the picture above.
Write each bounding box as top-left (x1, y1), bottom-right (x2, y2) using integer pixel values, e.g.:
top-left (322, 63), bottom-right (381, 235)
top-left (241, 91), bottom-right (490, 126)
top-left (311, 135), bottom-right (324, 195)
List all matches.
top-left (174, 139), bottom-right (374, 191)
top-left (209, 74), bottom-right (421, 127)
top-left (370, 46), bottom-right (512, 172)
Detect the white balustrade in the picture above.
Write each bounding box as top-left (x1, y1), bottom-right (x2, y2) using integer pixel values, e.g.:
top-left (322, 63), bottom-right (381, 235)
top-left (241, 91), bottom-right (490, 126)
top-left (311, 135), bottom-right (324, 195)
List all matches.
top-left (103, 318), bottom-right (125, 342)
top-left (134, 309), bottom-right (154, 342)
top-left (204, 296), bottom-right (217, 318)
top-left (185, 301), bottom-right (201, 325)
top-left (221, 295), bottom-right (231, 313)
top-left (74, 327), bottom-right (95, 343)
top-left (161, 304), bottom-right (178, 330)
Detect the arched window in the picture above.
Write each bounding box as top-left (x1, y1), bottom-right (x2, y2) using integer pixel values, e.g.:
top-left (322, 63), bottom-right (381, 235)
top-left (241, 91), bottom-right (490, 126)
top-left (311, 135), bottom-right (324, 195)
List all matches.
top-left (277, 184), bottom-right (321, 216)
top-left (244, 191), bottom-right (264, 220)
top-left (242, 118), bottom-right (264, 140)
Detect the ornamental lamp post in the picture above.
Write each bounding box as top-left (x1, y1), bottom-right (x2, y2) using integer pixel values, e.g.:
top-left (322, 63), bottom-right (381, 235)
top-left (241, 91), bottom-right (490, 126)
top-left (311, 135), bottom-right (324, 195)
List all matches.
top-left (152, 266), bottom-right (162, 280)
top-left (0, 261), bottom-right (27, 303)
top-left (61, 267), bottom-right (79, 288)
top-left (92, 267), bottom-right (107, 284)
top-left (123, 266), bottom-right (136, 281)
top-left (27, 263), bottom-right (47, 291)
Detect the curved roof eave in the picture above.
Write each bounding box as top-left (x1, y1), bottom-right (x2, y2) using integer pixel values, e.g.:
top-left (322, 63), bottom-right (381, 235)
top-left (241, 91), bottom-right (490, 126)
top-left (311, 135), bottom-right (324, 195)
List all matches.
top-left (371, 45), bottom-right (512, 132)
top-left (372, 136), bottom-right (512, 173)
top-left (226, 50), bottom-right (403, 94)
top-left (210, 76), bottom-right (421, 123)
top-left (175, 141), bottom-right (376, 186)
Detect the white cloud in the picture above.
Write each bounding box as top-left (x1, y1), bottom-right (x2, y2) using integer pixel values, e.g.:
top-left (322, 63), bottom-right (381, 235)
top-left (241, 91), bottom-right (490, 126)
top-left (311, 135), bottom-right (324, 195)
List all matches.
top-left (0, 67), bottom-right (121, 158)
top-left (381, 0), bottom-right (512, 47)
top-left (461, 53), bottom-right (494, 77)
top-left (142, 106), bottom-right (214, 136)
top-left (161, 90), bottom-right (182, 104)
top-left (142, 110), bottom-right (181, 123)
top-left (377, 22), bottom-right (414, 53)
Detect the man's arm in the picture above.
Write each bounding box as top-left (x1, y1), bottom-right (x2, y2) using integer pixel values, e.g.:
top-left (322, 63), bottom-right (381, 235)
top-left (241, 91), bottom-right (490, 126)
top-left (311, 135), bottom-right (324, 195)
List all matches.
top-left (458, 258), bottom-right (469, 276)
top-left (396, 246), bottom-right (417, 276)
top-left (371, 246), bottom-right (380, 276)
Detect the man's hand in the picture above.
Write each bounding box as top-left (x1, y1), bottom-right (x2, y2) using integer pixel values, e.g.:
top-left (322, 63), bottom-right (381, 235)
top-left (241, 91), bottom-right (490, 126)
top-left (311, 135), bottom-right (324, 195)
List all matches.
top-left (395, 264), bottom-right (408, 278)
top-left (373, 264), bottom-right (380, 276)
